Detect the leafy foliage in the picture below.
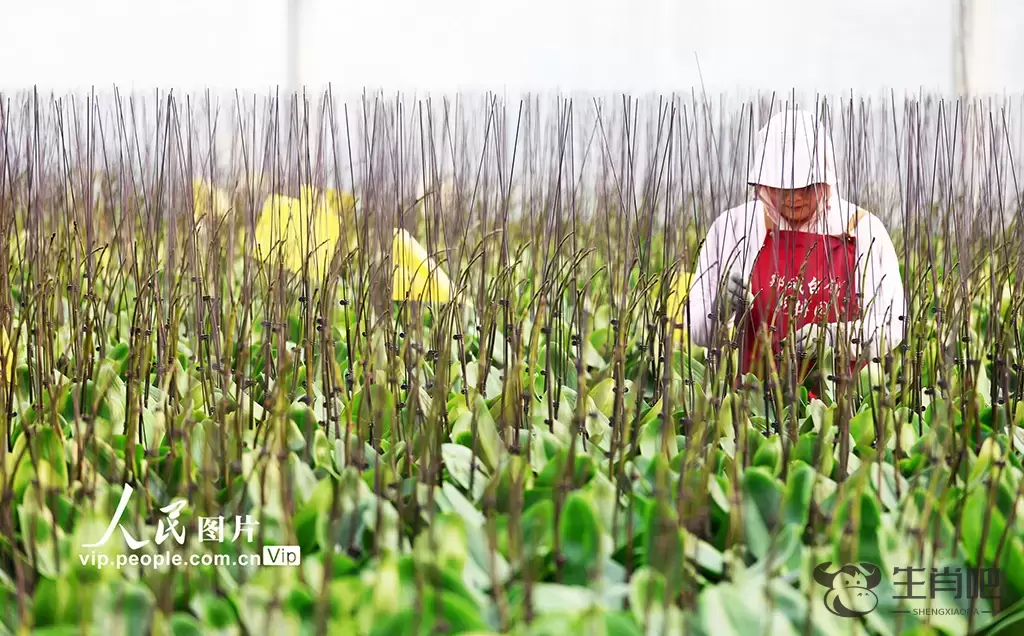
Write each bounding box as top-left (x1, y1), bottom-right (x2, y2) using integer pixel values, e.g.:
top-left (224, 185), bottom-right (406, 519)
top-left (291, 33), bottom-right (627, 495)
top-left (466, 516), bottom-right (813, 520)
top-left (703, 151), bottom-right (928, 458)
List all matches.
top-left (0, 91), bottom-right (1022, 636)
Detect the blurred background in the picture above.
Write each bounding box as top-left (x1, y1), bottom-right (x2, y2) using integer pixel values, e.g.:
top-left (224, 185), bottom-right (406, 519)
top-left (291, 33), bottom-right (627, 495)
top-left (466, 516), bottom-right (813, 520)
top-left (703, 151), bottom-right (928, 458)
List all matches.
top-left (0, 0), bottom-right (1020, 96)
top-left (1, 0), bottom-right (1021, 225)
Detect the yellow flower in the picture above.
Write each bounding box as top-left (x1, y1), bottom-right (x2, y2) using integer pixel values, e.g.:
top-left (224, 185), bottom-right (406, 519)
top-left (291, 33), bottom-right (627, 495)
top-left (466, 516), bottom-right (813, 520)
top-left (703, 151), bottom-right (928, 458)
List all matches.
top-left (255, 186), bottom-right (454, 301)
top-left (1, 326), bottom-right (12, 385)
top-left (321, 188), bottom-right (360, 257)
top-left (664, 269), bottom-right (692, 336)
top-left (254, 187), bottom-right (362, 280)
top-left (255, 191), bottom-right (338, 277)
top-left (192, 178), bottom-right (232, 224)
top-left (392, 229), bottom-right (453, 303)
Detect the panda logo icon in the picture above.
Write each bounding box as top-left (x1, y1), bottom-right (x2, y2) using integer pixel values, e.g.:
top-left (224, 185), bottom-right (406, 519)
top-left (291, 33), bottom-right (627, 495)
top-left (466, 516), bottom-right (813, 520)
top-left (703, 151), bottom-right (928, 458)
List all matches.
top-left (813, 562), bottom-right (882, 617)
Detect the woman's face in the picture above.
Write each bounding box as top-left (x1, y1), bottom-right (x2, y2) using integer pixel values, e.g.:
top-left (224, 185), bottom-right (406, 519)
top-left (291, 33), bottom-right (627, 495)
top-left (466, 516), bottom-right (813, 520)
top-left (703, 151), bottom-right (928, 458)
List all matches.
top-left (759, 183), bottom-right (830, 223)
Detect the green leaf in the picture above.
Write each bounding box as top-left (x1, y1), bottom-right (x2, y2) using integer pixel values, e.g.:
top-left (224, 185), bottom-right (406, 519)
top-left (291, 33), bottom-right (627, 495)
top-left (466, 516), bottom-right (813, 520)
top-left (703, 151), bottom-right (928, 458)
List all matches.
top-left (783, 462), bottom-right (816, 527)
top-left (7, 424), bottom-right (69, 502)
top-left (521, 612), bottom-right (580, 635)
top-left (830, 489), bottom-right (883, 567)
top-left (437, 589), bottom-right (491, 632)
top-left (524, 584), bottom-right (599, 616)
top-left (520, 499), bottom-right (556, 563)
top-left (27, 627), bottom-right (82, 636)
top-left (413, 512), bottom-right (469, 574)
top-left (168, 612), bottom-right (206, 636)
top-left (32, 577), bottom-right (67, 627)
top-left (19, 500), bottom-right (63, 579)
top-left (190, 593), bottom-right (238, 629)
top-left (441, 443), bottom-right (489, 501)
top-left (313, 428), bottom-right (337, 476)
top-left (981, 598), bottom-right (1024, 636)
top-left (470, 392), bottom-right (506, 471)
top-left (960, 488), bottom-right (1024, 595)
top-left (628, 566), bottom-right (665, 610)
top-left (536, 449), bottom-right (596, 490)
top-left (233, 583), bottom-right (303, 635)
top-left (439, 481), bottom-right (487, 528)
top-left (464, 361), bottom-right (504, 400)
top-left (849, 408), bottom-right (875, 449)
top-left (976, 361), bottom-right (992, 406)
top-left (463, 520), bottom-right (511, 591)
top-left (752, 435), bottom-right (782, 476)
top-left (295, 478), bottom-right (333, 552)
top-left (345, 385), bottom-right (395, 443)
top-left (540, 343), bottom-right (578, 392)
top-left (792, 432), bottom-right (835, 477)
top-left (682, 529), bottom-right (725, 577)
top-left (742, 467), bottom-right (783, 560)
top-left (488, 455), bottom-right (535, 514)
top-left (698, 583), bottom-right (776, 636)
top-left (605, 611), bottom-right (644, 636)
top-left (288, 403), bottom-right (317, 450)
top-left (643, 501), bottom-right (684, 593)
top-left (558, 492), bottom-right (601, 584)
top-left (960, 488), bottom-right (1001, 563)
top-left (94, 581), bottom-right (156, 635)
top-left (628, 567), bottom-right (686, 634)
top-left (763, 578), bottom-right (848, 636)
top-left (591, 378), bottom-right (633, 420)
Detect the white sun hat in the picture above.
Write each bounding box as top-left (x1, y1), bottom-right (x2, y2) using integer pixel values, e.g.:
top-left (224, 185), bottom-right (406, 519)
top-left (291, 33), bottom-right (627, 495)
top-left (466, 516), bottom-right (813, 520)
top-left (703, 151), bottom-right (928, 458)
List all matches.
top-left (748, 109), bottom-right (837, 190)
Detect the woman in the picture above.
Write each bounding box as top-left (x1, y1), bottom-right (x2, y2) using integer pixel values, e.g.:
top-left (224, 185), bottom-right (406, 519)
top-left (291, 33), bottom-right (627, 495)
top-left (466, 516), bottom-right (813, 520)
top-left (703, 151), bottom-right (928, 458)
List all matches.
top-left (686, 108), bottom-right (906, 387)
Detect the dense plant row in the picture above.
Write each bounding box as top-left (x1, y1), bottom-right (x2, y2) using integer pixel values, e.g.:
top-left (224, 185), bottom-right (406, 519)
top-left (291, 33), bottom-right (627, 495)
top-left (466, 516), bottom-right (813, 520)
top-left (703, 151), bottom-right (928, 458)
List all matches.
top-left (1, 92), bottom-right (1023, 635)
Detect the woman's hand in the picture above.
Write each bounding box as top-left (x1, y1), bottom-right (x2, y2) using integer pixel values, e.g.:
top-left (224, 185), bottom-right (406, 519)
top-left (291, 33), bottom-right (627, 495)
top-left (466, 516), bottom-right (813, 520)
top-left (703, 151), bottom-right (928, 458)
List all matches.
top-left (719, 271), bottom-right (751, 323)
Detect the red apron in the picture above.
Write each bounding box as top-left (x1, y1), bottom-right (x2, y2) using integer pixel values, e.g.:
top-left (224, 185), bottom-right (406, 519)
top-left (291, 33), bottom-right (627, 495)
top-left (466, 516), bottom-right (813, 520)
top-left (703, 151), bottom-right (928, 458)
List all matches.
top-left (740, 215), bottom-right (863, 393)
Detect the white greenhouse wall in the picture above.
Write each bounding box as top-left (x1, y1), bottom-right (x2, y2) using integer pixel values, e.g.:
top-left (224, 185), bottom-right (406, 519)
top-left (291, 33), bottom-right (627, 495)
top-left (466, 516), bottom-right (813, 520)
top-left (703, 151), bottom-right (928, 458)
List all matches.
top-left (0, 0), bottom-right (1023, 96)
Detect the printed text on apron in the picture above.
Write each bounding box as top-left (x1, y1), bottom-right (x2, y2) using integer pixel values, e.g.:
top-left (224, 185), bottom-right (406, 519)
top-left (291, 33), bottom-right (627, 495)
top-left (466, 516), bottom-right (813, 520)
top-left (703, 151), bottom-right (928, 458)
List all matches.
top-left (740, 210), bottom-right (866, 392)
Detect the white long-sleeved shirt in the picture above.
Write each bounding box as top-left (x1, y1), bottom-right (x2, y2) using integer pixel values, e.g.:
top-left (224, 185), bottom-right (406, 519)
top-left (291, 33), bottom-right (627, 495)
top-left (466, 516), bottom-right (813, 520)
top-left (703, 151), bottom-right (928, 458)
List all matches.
top-left (685, 194), bottom-right (907, 360)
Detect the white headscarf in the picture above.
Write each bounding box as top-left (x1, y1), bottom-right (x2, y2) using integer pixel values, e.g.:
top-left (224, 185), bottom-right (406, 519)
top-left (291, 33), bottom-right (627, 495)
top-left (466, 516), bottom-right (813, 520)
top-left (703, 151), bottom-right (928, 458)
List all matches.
top-left (748, 108), bottom-right (837, 190)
